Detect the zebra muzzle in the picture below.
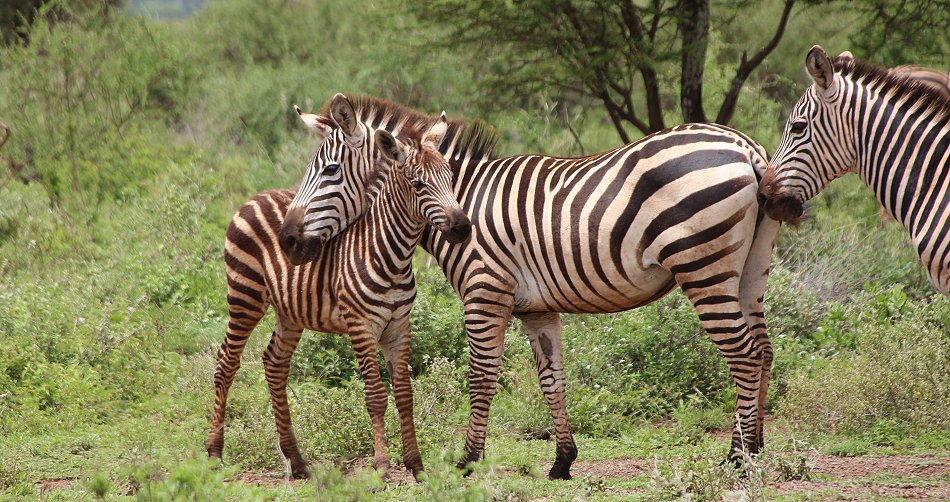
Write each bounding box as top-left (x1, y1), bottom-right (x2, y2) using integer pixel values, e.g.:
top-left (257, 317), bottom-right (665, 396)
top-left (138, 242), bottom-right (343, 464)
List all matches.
top-left (761, 192), bottom-right (804, 222)
top-left (440, 210), bottom-right (473, 244)
top-left (280, 207), bottom-right (326, 265)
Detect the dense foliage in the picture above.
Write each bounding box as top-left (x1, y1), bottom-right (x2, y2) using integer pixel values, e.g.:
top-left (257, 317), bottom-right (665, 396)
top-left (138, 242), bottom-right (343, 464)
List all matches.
top-left (0, 0), bottom-right (947, 499)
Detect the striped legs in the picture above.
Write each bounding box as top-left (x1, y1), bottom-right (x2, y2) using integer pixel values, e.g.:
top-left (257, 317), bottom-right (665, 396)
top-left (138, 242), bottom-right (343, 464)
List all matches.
top-left (205, 286), bottom-right (266, 465)
top-left (347, 317), bottom-right (392, 476)
top-left (457, 289), bottom-right (514, 471)
top-left (678, 268), bottom-right (764, 459)
top-left (379, 316), bottom-right (424, 478)
top-left (739, 215), bottom-right (781, 452)
top-left (262, 319), bottom-right (308, 478)
top-left (519, 312), bottom-right (577, 480)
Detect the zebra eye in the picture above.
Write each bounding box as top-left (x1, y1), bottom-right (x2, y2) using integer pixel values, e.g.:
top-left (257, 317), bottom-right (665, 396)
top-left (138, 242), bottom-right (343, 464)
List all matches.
top-left (324, 163), bottom-right (340, 174)
top-left (411, 179), bottom-right (426, 190)
top-left (790, 121), bottom-right (807, 134)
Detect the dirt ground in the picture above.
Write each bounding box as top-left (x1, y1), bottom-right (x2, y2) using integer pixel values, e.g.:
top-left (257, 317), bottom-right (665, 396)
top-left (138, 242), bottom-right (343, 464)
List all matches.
top-left (34, 453), bottom-right (950, 500)
top-left (220, 453), bottom-right (950, 500)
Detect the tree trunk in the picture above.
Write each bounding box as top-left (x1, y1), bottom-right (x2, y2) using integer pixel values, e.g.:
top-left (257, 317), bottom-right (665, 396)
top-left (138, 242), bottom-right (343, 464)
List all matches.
top-left (678, 0), bottom-right (709, 123)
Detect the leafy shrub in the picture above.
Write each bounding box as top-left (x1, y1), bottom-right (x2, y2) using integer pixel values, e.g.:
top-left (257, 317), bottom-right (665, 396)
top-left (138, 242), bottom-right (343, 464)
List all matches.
top-left (778, 291), bottom-right (950, 438)
top-left (412, 356), bottom-right (467, 453)
top-left (1, 1), bottom-right (193, 204)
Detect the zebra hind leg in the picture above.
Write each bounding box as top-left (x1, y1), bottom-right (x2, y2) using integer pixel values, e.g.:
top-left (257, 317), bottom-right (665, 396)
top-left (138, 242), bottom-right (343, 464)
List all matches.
top-left (519, 312), bottom-right (577, 480)
top-left (379, 316), bottom-right (424, 479)
top-left (739, 215), bottom-right (780, 453)
top-left (262, 319), bottom-right (308, 479)
top-left (677, 272), bottom-right (764, 464)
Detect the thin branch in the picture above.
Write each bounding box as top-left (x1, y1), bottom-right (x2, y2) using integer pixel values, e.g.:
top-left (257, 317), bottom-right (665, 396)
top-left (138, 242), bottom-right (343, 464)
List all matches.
top-left (715, 0), bottom-right (796, 125)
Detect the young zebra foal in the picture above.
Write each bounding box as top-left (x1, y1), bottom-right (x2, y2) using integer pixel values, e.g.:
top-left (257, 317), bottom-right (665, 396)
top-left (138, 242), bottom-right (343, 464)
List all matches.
top-left (204, 109), bottom-right (471, 479)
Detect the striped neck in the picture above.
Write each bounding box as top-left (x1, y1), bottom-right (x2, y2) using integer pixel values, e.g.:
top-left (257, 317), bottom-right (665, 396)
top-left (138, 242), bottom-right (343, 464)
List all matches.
top-left (851, 78), bottom-right (950, 230)
top-left (359, 176), bottom-right (426, 267)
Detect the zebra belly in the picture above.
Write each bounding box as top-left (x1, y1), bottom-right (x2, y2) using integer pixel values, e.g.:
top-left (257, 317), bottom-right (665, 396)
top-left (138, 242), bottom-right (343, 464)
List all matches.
top-left (510, 262), bottom-right (675, 314)
top-left (269, 263), bottom-right (347, 334)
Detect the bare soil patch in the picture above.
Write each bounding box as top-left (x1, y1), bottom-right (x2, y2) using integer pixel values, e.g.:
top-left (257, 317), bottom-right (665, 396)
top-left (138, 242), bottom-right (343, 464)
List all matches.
top-left (571, 458), bottom-right (647, 478)
top-left (773, 480), bottom-right (950, 501)
top-left (811, 454), bottom-right (950, 478)
top-left (35, 477), bottom-right (73, 493)
top-left (228, 471), bottom-right (307, 488)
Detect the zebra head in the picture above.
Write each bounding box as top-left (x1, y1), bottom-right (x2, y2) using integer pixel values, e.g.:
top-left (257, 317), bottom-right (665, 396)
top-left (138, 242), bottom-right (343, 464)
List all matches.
top-left (280, 94), bottom-right (375, 265)
top-left (374, 115), bottom-right (472, 244)
top-left (759, 45), bottom-right (858, 222)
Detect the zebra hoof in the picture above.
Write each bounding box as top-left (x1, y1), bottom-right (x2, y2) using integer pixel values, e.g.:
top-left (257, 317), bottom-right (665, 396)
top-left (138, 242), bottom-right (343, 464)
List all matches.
top-left (548, 463), bottom-right (572, 480)
top-left (456, 449), bottom-right (482, 477)
top-left (289, 459), bottom-right (310, 479)
top-left (548, 442), bottom-right (577, 480)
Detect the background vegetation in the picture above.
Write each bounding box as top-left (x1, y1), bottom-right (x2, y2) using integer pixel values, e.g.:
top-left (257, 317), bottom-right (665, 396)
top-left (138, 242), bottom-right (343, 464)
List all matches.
top-left (0, 0), bottom-right (947, 500)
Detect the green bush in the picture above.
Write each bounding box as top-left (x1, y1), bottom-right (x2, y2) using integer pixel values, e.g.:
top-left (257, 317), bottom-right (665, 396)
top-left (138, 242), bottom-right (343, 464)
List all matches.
top-left (778, 291), bottom-right (950, 438)
top-left (1, 1), bottom-right (193, 205)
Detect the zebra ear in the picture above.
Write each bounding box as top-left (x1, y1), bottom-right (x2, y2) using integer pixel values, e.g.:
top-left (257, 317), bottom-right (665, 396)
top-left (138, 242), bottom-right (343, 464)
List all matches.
top-left (835, 50), bottom-right (854, 66)
top-left (806, 45), bottom-right (837, 99)
top-left (329, 93), bottom-right (364, 143)
top-left (294, 105), bottom-right (332, 141)
top-left (375, 130), bottom-right (408, 166)
top-left (422, 111), bottom-right (448, 151)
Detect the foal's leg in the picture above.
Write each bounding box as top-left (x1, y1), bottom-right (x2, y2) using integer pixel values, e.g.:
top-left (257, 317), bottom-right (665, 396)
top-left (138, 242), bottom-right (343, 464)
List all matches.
top-left (262, 318), bottom-right (308, 478)
top-left (205, 278), bottom-right (267, 463)
top-left (518, 312), bottom-right (577, 480)
top-left (347, 317), bottom-right (392, 475)
top-left (379, 315), bottom-right (424, 478)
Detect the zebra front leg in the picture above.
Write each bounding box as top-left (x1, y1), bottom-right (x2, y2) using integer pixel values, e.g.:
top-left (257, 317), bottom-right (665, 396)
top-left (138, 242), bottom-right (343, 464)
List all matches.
top-left (348, 320), bottom-right (392, 476)
top-left (261, 320), bottom-right (308, 478)
top-left (205, 287), bottom-right (266, 463)
top-left (379, 316), bottom-right (424, 479)
top-left (518, 312), bottom-right (577, 480)
top-left (458, 297), bottom-right (513, 473)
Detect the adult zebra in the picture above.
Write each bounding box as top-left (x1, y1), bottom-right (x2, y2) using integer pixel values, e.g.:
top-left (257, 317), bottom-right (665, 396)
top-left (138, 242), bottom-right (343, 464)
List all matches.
top-left (205, 108), bottom-right (471, 479)
top-left (759, 46), bottom-right (950, 295)
top-left (280, 95), bottom-right (783, 479)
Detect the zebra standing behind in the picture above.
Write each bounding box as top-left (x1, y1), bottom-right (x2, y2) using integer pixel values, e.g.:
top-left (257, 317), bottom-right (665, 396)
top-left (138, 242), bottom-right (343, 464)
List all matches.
top-left (279, 95), bottom-right (783, 479)
top-left (759, 46), bottom-right (950, 295)
top-left (205, 101), bottom-right (471, 479)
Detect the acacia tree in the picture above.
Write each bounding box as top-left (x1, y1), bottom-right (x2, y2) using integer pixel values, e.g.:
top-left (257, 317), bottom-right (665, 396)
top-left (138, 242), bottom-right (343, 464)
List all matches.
top-left (406, 0), bottom-right (795, 142)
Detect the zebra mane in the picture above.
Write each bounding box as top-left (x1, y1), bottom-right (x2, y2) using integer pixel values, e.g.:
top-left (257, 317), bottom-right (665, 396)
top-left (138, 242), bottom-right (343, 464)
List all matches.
top-left (318, 94), bottom-right (500, 160)
top-left (833, 56), bottom-right (950, 117)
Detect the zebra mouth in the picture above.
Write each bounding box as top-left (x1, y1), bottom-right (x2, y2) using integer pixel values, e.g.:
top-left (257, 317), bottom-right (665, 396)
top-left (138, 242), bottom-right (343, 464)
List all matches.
top-left (762, 192), bottom-right (804, 222)
top-left (281, 235), bottom-right (325, 265)
top-left (439, 210), bottom-right (473, 244)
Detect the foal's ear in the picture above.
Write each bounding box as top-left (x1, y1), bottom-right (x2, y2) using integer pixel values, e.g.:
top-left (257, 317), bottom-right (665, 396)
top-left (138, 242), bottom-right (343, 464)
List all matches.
top-left (294, 105), bottom-right (332, 141)
top-left (329, 93), bottom-right (364, 143)
top-left (806, 45), bottom-right (838, 99)
top-left (375, 130), bottom-right (408, 166)
top-left (422, 111), bottom-right (448, 151)
top-left (835, 50), bottom-right (854, 66)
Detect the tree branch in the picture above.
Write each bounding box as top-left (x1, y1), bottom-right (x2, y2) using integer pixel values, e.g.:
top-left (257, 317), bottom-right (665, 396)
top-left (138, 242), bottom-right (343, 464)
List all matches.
top-left (715, 0), bottom-right (796, 125)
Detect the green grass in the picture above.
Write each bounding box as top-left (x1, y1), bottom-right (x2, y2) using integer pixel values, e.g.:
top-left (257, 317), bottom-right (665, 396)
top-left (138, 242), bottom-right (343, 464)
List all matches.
top-left (1, 1), bottom-right (949, 500)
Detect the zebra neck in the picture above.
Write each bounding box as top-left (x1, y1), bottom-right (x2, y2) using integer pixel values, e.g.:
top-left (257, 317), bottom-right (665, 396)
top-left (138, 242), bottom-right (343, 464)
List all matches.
top-left (360, 183), bottom-right (425, 268)
top-left (855, 89), bottom-right (950, 230)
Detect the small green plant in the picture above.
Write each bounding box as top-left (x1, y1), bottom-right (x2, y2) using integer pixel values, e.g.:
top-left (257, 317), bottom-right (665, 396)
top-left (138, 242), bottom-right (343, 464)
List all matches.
top-left (823, 437), bottom-right (870, 457)
top-left (650, 445), bottom-right (737, 501)
top-left (86, 472), bottom-right (111, 499)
